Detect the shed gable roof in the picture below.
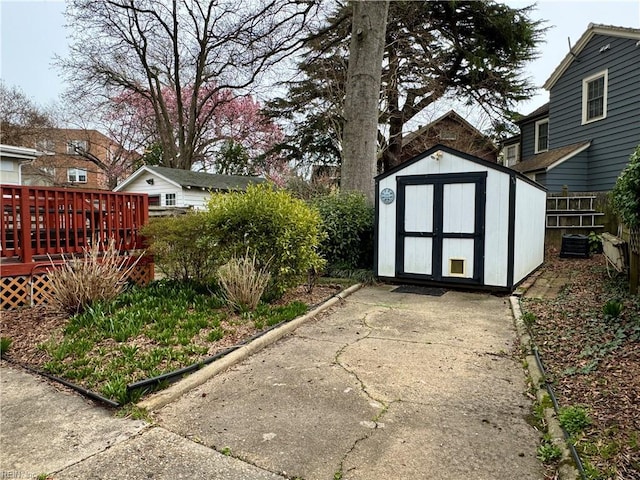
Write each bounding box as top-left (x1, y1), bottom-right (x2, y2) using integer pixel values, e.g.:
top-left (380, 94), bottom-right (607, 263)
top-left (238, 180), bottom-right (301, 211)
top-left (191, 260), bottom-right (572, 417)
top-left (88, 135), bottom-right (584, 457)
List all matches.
top-left (543, 24), bottom-right (640, 90)
top-left (375, 144), bottom-right (545, 191)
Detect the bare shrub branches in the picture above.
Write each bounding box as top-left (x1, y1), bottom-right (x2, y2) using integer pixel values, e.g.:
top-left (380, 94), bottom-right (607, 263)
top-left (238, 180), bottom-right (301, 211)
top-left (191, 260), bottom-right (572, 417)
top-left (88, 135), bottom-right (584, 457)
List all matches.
top-left (45, 238), bottom-right (142, 315)
top-left (217, 252), bottom-right (271, 312)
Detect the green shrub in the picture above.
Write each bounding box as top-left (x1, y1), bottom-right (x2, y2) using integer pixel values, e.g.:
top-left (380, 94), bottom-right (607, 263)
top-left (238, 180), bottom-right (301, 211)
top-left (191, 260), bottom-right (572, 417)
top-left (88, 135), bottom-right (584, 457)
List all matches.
top-left (217, 252), bottom-right (271, 312)
top-left (588, 231), bottom-right (602, 254)
top-left (310, 192), bottom-right (374, 271)
top-left (610, 145), bottom-right (640, 228)
top-left (142, 212), bottom-right (219, 282)
top-left (204, 184), bottom-right (325, 298)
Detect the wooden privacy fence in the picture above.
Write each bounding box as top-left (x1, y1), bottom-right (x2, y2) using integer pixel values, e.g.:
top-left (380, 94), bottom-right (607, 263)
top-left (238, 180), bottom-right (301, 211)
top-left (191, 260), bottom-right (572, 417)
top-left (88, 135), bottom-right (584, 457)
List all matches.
top-left (1, 185), bottom-right (152, 309)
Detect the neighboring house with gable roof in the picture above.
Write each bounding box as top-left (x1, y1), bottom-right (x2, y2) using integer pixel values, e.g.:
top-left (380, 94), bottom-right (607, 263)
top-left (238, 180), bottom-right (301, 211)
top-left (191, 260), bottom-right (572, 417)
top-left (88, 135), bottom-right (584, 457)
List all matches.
top-left (114, 165), bottom-right (266, 210)
top-left (507, 24), bottom-right (640, 192)
top-left (311, 110), bottom-right (498, 187)
top-left (401, 110), bottom-right (498, 163)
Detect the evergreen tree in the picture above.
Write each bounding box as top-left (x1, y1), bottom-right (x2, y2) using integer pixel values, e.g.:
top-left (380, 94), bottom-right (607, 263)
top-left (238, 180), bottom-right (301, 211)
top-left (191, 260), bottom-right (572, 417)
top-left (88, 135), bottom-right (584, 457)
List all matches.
top-left (265, 1), bottom-right (545, 171)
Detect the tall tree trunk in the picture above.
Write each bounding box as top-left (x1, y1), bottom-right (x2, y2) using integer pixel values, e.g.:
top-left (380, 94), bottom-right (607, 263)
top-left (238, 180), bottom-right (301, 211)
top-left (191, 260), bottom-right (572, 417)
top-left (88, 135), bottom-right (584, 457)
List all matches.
top-left (341, 1), bottom-right (389, 203)
top-left (385, 39), bottom-right (403, 171)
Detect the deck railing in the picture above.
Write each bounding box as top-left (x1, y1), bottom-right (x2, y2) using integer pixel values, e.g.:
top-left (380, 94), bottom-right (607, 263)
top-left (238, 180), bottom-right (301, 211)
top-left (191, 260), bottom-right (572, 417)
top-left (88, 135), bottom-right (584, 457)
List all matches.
top-left (1, 185), bottom-right (149, 264)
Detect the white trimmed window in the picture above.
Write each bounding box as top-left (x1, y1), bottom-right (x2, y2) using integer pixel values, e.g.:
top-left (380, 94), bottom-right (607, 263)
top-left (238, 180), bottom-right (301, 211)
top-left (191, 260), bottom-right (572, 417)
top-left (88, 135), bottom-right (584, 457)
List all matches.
top-left (67, 140), bottom-right (88, 154)
top-left (439, 130), bottom-right (457, 141)
top-left (534, 119), bottom-right (549, 153)
top-left (165, 193), bottom-right (176, 206)
top-left (67, 168), bottom-right (87, 183)
top-left (582, 70), bottom-right (608, 124)
top-left (504, 144), bottom-right (520, 166)
top-left (35, 139), bottom-right (55, 152)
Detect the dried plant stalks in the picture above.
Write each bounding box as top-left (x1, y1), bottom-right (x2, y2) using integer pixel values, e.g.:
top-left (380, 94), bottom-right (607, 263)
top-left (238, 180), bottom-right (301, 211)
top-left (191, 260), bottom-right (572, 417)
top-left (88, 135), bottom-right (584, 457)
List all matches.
top-left (45, 238), bottom-right (143, 315)
top-left (217, 252), bottom-right (271, 312)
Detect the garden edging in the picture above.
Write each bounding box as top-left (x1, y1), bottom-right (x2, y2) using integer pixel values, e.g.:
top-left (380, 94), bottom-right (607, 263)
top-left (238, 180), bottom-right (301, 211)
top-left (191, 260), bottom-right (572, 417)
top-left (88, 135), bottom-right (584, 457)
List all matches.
top-left (138, 283), bottom-right (364, 412)
top-left (510, 295), bottom-right (580, 480)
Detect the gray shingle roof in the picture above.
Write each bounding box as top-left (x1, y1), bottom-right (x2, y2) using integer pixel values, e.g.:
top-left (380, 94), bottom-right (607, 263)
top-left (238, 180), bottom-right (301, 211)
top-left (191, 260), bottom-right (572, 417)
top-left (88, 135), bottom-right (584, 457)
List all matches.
top-left (149, 166), bottom-right (266, 191)
top-left (510, 141), bottom-right (591, 174)
top-left (516, 103), bottom-right (550, 124)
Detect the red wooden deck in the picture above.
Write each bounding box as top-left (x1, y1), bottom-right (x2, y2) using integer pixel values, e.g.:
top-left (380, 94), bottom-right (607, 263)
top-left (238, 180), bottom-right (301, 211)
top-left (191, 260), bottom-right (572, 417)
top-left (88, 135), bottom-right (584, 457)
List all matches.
top-left (1, 185), bottom-right (149, 276)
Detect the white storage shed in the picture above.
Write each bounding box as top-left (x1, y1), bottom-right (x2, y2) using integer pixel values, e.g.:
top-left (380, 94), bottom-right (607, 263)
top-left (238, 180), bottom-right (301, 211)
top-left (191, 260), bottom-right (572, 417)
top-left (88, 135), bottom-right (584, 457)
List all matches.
top-left (375, 145), bottom-right (546, 291)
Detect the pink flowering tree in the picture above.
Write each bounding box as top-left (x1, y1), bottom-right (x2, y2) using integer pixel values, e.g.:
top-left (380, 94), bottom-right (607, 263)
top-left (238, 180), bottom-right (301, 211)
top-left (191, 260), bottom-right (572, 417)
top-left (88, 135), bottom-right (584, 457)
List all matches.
top-left (110, 84), bottom-right (288, 180)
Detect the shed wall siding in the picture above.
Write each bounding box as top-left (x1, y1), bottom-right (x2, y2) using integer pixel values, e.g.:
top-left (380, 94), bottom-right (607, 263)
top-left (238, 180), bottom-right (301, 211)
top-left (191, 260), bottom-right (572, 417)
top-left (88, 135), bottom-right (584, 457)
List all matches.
top-left (549, 34), bottom-right (640, 191)
top-left (482, 172), bottom-right (510, 287)
top-left (513, 178), bottom-right (546, 284)
top-left (376, 150), bottom-right (512, 287)
top-left (377, 175), bottom-right (397, 277)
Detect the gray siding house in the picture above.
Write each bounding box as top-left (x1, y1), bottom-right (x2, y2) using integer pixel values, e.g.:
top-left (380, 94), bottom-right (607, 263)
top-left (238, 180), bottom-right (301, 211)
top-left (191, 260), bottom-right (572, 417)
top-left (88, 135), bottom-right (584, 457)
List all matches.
top-left (510, 24), bottom-right (640, 192)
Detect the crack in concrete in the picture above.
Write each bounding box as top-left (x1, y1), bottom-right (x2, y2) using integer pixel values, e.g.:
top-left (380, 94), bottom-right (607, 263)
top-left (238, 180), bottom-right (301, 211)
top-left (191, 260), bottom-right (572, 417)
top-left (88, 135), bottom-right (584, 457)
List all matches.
top-left (294, 333), bottom-right (349, 345)
top-left (173, 427), bottom-right (295, 480)
top-left (334, 399), bottom-right (399, 480)
top-left (330, 309), bottom-right (397, 480)
top-left (50, 424), bottom-right (155, 476)
top-left (333, 311), bottom-right (384, 405)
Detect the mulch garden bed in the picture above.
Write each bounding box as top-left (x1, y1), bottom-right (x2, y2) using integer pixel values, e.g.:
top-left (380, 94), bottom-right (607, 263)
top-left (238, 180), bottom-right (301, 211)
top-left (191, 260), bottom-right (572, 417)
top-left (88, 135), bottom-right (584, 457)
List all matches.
top-left (0, 282), bottom-right (345, 405)
top-left (521, 251), bottom-right (639, 479)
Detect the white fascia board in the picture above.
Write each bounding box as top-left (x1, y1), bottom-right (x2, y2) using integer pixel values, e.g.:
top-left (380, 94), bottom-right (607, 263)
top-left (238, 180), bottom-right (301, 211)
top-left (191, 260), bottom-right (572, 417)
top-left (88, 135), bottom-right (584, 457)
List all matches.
top-left (114, 166), bottom-right (182, 191)
top-left (544, 24), bottom-right (640, 91)
top-left (0, 144), bottom-right (41, 161)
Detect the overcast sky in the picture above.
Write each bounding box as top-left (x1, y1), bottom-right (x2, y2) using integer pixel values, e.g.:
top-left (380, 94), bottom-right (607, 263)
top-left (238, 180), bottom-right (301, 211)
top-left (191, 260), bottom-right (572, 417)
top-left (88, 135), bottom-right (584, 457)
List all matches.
top-left (1, 0), bottom-right (639, 118)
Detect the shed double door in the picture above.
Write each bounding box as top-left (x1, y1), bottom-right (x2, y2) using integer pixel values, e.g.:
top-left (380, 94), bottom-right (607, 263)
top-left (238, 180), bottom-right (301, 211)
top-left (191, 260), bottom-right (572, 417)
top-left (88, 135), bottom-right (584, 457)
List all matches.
top-left (396, 173), bottom-right (486, 284)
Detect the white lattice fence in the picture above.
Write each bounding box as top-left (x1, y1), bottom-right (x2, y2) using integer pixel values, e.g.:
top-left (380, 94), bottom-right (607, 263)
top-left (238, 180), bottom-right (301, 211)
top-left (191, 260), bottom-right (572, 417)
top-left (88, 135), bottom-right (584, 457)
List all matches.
top-left (1, 263), bottom-right (154, 310)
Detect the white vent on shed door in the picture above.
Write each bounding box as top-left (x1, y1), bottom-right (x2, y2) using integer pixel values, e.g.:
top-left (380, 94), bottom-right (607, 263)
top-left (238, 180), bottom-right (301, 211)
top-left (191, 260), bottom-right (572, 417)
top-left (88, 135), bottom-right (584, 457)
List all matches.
top-left (449, 258), bottom-right (466, 277)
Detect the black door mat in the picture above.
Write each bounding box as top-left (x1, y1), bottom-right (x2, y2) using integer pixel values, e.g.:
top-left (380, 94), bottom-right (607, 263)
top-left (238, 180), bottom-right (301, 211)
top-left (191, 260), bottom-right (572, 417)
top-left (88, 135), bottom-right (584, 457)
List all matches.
top-left (392, 285), bottom-right (447, 296)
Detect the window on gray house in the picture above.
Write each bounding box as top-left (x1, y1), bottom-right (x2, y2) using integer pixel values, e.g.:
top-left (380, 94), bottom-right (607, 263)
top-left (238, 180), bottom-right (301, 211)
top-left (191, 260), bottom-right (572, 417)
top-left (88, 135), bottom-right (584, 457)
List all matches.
top-left (165, 193), bottom-right (176, 206)
top-left (586, 77), bottom-right (604, 120)
top-left (535, 120), bottom-right (548, 153)
top-left (582, 70), bottom-right (608, 124)
top-left (505, 144), bottom-right (519, 166)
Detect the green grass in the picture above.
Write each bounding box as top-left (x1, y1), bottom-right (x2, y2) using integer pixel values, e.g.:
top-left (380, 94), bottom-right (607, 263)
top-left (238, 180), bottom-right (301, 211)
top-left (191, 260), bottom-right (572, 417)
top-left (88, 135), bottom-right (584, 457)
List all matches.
top-left (39, 279), bottom-right (310, 404)
top-left (0, 337), bottom-right (13, 355)
top-left (537, 440), bottom-right (562, 464)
